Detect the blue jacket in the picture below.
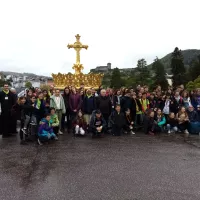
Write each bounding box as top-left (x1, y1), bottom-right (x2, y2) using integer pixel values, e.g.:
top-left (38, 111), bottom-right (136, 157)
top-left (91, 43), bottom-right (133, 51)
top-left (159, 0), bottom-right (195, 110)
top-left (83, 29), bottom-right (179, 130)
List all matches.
top-left (38, 118), bottom-right (53, 136)
top-left (83, 95), bottom-right (96, 114)
top-left (154, 115), bottom-right (166, 127)
top-left (187, 110), bottom-right (198, 122)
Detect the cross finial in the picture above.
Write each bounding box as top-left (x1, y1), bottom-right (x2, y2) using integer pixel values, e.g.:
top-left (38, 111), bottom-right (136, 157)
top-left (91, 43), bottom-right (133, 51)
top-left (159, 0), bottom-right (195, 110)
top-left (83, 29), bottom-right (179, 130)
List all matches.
top-left (75, 34), bottom-right (81, 42)
top-left (67, 34), bottom-right (88, 69)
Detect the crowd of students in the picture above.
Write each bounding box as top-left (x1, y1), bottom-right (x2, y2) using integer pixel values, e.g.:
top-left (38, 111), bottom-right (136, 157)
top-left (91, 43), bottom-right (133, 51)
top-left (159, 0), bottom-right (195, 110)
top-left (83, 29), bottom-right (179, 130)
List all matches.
top-left (1, 83), bottom-right (200, 145)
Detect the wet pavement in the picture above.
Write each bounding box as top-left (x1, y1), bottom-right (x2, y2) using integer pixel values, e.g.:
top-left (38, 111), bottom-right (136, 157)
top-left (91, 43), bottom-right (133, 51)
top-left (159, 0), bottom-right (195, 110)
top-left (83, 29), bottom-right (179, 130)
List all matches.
top-left (0, 133), bottom-right (200, 200)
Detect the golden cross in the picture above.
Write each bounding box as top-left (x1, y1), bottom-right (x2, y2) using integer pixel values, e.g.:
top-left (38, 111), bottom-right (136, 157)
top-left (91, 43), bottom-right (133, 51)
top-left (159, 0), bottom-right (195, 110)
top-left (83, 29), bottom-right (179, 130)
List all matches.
top-left (67, 34), bottom-right (88, 64)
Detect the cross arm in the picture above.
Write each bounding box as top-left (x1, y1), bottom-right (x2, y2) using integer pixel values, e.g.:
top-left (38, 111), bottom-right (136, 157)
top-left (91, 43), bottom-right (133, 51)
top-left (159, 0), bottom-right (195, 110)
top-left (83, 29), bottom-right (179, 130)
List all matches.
top-left (67, 44), bottom-right (74, 49)
top-left (81, 45), bottom-right (88, 50)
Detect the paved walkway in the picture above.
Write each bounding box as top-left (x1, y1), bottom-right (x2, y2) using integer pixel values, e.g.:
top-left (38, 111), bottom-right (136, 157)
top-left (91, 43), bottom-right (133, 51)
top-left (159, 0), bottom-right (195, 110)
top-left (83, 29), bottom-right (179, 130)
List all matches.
top-left (0, 133), bottom-right (200, 200)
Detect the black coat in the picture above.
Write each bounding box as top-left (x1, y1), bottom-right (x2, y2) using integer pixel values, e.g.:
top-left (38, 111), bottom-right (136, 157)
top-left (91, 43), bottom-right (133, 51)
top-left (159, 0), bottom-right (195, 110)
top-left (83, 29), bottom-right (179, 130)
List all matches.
top-left (109, 111), bottom-right (126, 128)
top-left (143, 116), bottom-right (154, 134)
top-left (11, 103), bottom-right (24, 121)
top-left (132, 98), bottom-right (142, 113)
top-left (0, 91), bottom-right (15, 114)
top-left (23, 101), bottom-right (35, 117)
top-left (113, 95), bottom-right (121, 107)
top-left (170, 97), bottom-right (184, 114)
top-left (166, 118), bottom-right (178, 127)
top-left (62, 94), bottom-right (70, 111)
top-left (96, 96), bottom-right (112, 115)
top-left (155, 97), bottom-right (164, 110)
top-left (120, 96), bottom-right (133, 112)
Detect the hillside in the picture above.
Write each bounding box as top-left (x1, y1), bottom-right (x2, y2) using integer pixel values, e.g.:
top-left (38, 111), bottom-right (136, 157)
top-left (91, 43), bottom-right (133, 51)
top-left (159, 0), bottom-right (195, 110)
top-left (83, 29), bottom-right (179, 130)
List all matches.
top-left (149, 49), bottom-right (200, 73)
top-left (0, 71), bottom-right (51, 79)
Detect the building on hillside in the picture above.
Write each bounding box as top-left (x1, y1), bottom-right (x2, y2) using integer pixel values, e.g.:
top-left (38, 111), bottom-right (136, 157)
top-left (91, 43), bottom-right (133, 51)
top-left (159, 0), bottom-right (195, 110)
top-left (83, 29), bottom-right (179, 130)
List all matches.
top-left (0, 73), bottom-right (5, 80)
top-left (166, 73), bottom-right (173, 86)
top-left (90, 63), bottom-right (111, 73)
top-left (119, 68), bottom-right (134, 73)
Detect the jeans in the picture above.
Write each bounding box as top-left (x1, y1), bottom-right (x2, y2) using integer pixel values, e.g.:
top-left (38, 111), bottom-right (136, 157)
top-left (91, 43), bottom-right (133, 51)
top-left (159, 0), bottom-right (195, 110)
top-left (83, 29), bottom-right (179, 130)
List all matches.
top-left (24, 115), bottom-right (37, 129)
top-left (166, 124), bottom-right (178, 132)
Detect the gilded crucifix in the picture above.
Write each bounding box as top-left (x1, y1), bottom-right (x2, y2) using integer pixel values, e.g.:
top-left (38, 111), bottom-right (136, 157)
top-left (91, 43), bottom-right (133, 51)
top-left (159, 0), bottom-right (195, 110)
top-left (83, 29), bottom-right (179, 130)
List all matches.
top-left (67, 34), bottom-right (88, 65)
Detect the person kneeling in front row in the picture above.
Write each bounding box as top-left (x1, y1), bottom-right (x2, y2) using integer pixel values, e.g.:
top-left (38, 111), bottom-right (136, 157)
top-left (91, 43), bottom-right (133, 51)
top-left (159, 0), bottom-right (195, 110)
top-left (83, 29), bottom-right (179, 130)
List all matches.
top-left (89, 110), bottom-right (106, 137)
top-left (74, 110), bottom-right (87, 135)
top-left (166, 112), bottom-right (178, 135)
top-left (38, 113), bottom-right (58, 145)
top-left (109, 104), bottom-right (126, 136)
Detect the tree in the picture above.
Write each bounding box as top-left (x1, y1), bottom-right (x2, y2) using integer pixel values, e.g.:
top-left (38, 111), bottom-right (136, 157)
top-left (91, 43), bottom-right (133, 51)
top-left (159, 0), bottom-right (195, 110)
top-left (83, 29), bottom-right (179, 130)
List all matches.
top-left (186, 81), bottom-right (195, 90)
top-left (171, 47), bottom-right (186, 87)
top-left (152, 57), bottom-right (168, 90)
top-left (188, 54), bottom-right (200, 81)
top-left (136, 58), bottom-right (150, 85)
top-left (110, 68), bottom-right (124, 88)
top-left (186, 76), bottom-right (200, 90)
top-left (102, 72), bottom-right (112, 87)
top-left (25, 81), bottom-right (32, 88)
top-left (125, 70), bottom-right (137, 88)
top-left (40, 84), bottom-right (50, 91)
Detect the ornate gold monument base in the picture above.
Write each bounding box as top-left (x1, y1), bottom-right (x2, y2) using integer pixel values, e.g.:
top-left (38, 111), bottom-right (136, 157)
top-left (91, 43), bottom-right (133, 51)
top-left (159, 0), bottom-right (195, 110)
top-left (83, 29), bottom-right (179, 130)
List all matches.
top-left (52, 70), bottom-right (103, 89)
top-left (52, 34), bottom-right (103, 89)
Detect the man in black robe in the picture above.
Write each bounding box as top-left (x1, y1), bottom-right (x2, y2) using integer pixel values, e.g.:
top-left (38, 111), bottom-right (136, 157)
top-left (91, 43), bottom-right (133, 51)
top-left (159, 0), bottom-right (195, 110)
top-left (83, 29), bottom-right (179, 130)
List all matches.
top-left (0, 84), bottom-right (15, 138)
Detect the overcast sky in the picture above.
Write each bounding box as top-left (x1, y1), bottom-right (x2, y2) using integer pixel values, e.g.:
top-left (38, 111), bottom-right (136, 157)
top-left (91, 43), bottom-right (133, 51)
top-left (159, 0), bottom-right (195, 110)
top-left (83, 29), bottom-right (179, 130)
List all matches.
top-left (0, 0), bottom-right (199, 76)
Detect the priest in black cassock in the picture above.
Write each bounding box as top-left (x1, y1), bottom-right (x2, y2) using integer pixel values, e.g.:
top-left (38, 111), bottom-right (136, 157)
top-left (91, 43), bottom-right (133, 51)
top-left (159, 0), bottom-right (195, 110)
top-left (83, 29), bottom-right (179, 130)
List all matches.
top-left (0, 83), bottom-right (16, 138)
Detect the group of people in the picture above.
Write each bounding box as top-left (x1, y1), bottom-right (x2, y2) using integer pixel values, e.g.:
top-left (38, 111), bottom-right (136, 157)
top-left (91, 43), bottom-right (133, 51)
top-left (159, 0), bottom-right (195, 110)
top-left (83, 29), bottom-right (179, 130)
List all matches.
top-left (1, 83), bottom-right (200, 145)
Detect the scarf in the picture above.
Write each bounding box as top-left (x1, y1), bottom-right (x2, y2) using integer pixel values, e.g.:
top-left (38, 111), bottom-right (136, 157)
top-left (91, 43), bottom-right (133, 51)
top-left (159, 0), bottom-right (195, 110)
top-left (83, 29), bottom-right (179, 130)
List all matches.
top-left (3, 90), bottom-right (9, 95)
top-left (134, 99), bottom-right (139, 112)
top-left (87, 94), bottom-right (92, 98)
top-left (36, 99), bottom-right (41, 109)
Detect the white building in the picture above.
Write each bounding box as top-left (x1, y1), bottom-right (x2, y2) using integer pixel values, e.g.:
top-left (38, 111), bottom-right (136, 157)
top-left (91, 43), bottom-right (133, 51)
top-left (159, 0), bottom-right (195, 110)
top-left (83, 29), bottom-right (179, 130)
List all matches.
top-left (166, 73), bottom-right (173, 86)
top-left (0, 73), bottom-right (4, 80)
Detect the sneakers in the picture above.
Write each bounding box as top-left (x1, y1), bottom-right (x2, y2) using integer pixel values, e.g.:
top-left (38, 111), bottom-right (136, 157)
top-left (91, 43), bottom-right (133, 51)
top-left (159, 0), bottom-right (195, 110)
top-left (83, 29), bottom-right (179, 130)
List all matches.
top-left (22, 128), bottom-right (27, 135)
top-left (170, 131), bottom-right (175, 135)
top-left (130, 131), bottom-right (135, 135)
top-left (30, 122), bottom-right (36, 126)
top-left (168, 130), bottom-right (171, 134)
top-left (148, 131), bottom-right (154, 136)
top-left (54, 137), bottom-right (58, 141)
top-left (37, 138), bottom-right (43, 145)
top-left (184, 130), bottom-right (189, 138)
top-left (59, 130), bottom-right (63, 135)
